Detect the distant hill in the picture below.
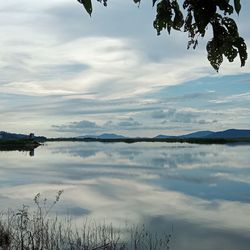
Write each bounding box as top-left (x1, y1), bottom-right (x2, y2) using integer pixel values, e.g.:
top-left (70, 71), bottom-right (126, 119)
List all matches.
top-left (155, 129), bottom-right (250, 139)
top-left (0, 131), bottom-right (28, 140)
top-left (0, 131), bottom-right (46, 141)
top-left (81, 130), bottom-right (250, 140)
top-left (79, 133), bottom-right (126, 139)
top-left (154, 134), bottom-right (176, 139)
top-left (181, 131), bottom-right (214, 138)
top-left (205, 129), bottom-right (250, 139)
top-left (155, 131), bottom-right (214, 139)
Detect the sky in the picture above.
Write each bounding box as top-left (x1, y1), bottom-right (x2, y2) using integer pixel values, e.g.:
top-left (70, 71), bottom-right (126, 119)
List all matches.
top-left (0, 0), bottom-right (249, 137)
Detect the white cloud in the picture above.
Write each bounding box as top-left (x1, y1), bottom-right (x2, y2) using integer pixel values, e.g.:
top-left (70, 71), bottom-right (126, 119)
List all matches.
top-left (0, 0), bottom-right (250, 135)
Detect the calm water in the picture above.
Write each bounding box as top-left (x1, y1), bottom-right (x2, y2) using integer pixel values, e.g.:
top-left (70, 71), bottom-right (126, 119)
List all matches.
top-left (0, 142), bottom-right (250, 249)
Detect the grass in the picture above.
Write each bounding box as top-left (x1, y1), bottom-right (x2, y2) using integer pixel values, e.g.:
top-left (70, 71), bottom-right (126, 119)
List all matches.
top-left (0, 191), bottom-right (171, 250)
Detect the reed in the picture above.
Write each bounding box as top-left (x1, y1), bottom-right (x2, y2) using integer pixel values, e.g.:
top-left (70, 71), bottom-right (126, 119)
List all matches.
top-left (0, 192), bottom-right (171, 250)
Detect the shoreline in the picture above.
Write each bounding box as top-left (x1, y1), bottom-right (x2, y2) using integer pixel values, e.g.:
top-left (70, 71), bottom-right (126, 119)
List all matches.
top-left (0, 137), bottom-right (250, 152)
top-left (46, 137), bottom-right (250, 144)
top-left (0, 139), bottom-right (41, 151)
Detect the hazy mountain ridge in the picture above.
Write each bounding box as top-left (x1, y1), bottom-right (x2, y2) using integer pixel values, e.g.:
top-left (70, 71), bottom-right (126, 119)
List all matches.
top-left (1, 129), bottom-right (250, 141)
top-left (155, 129), bottom-right (250, 139)
top-left (79, 129), bottom-right (250, 139)
top-left (0, 131), bottom-right (46, 141)
top-left (155, 131), bottom-right (215, 139)
top-left (205, 129), bottom-right (250, 139)
top-left (181, 131), bottom-right (214, 138)
top-left (0, 131), bottom-right (29, 140)
top-left (79, 133), bottom-right (126, 139)
top-left (154, 134), bottom-right (176, 139)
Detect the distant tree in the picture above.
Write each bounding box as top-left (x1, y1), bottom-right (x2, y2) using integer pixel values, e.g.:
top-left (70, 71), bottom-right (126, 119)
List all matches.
top-left (77, 0), bottom-right (247, 71)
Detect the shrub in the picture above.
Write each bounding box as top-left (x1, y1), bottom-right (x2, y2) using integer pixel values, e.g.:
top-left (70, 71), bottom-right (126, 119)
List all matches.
top-left (0, 191), bottom-right (171, 250)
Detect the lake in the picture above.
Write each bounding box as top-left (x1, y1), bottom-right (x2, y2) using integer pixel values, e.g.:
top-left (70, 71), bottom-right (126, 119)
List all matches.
top-left (0, 141), bottom-right (250, 249)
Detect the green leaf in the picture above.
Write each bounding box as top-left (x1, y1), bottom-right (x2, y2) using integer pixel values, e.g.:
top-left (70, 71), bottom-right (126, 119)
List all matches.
top-left (97, 0), bottom-right (108, 7)
top-left (153, 0), bottom-right (173, 35)
top-left (216, 1), bottom-right (234, 15)
top-left (234, 0), bottom-right (241, 15)
top-left (184, 12), bottom-right (192, 32)
top-left (193, 3), bottom-right (216, 36)
top-left (152, 0), bottom-right (158, 7)
top-left (167, 23), bottom-right (171, 34)
top-left (134, 0), bottom-right (141, 4)
top-left (172, 1), bottom-right (184, 30)
top-left (78, 0), bottom-right (93, 16)
top-left (234, 37), bottom-right (248, 66)
top-left (207, 39), bottom-right (223, 72)
top-left (222, 43), bottom-right (238, 62)
top-left (222, 17), bottom-right (238, 37)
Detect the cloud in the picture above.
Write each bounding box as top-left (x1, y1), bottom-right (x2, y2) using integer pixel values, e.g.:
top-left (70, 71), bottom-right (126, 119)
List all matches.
top-left (152, 108), bottom-right (199, 123)
top-left (3, 0), bottom-right (247, 100)
top-left (209, 92), bottom-right (250, 104)
top-left (52, 120), bottom-right (100, 133)
top-left (70, 120), bottom-right (99, 129)
top-left (52, 117), bottom-right (142, 134)
top-left (151, 108), bottom-right (220, 126)
top-left (107, 117), bottom-right (141, 128)
top-left (1, 139), bottom-right (250, 237)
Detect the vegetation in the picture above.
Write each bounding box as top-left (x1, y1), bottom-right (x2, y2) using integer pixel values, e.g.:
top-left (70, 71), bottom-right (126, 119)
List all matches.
top-left (77, 0), bottom-right (247, 71)
top-left (0, 192), bottom-right (171, 250)
top-left (0, 139), bottom-right (41, 152)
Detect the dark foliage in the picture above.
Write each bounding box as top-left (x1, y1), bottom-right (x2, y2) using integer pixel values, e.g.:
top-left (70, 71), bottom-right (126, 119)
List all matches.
top-left (0, 139), bottom-right (41, 151)
top-left (77, 0), bottom-right (247, 71)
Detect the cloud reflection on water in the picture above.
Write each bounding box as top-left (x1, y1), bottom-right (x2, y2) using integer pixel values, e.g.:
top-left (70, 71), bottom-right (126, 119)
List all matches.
top-left (0, 142), bottom-right (250, 249)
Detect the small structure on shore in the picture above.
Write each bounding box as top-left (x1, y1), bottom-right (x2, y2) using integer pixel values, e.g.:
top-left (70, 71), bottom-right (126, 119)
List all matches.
top-left (29, 133), bottom-right (35, 139)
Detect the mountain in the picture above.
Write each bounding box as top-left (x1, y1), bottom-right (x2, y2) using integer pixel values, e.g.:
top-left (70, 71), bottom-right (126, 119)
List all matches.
top-left (205, 129), bottom-right (250, 139)
top-left (80, 133), bottom-right (126, 139)
top-left (97, 133), bottom-right (126, 139)
top-left (155, 131), bottom-right (214, 139)
top-left (181, 131), bottom-right (214, 138)
top-left (154, 134), bottom-right (176, 139)
top-left (0, 131), bottom-right (28, 140)
top-left (155, 129), bottom-right (250, 139)
top-left (0, 131), bottom-right (46, 141)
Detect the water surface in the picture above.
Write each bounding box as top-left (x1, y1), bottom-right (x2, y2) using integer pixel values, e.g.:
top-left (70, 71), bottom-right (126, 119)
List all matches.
top-left (0, 142), bottom-right (250, 249)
